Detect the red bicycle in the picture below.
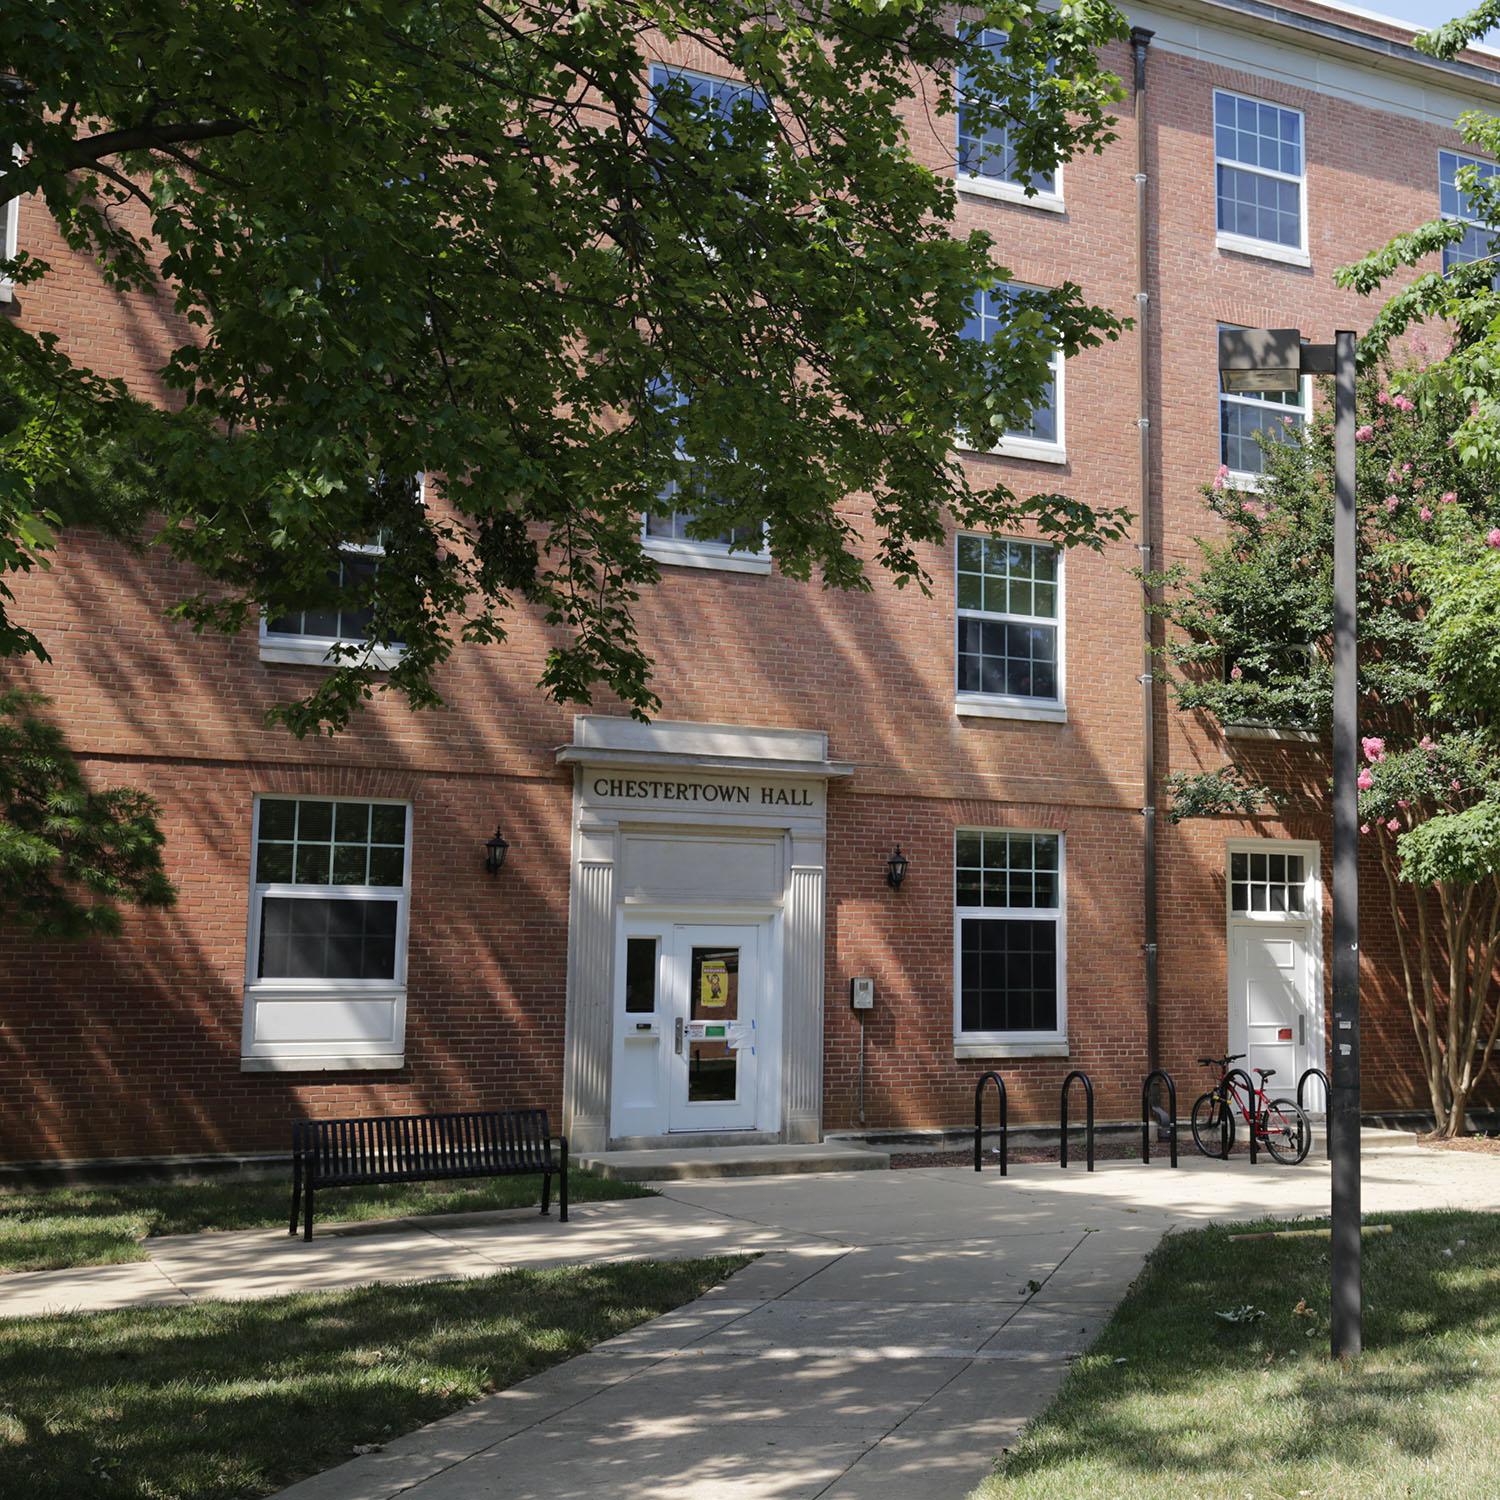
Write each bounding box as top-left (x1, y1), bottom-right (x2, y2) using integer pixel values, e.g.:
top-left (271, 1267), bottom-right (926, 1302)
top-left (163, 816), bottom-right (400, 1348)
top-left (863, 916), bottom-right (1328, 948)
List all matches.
top-left (1191, 1053), bottom-right (1311, 1165)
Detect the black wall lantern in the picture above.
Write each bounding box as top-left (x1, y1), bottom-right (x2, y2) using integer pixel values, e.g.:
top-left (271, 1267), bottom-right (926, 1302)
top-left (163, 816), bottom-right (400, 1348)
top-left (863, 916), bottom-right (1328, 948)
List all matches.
top-left (885, 845), bottom-right (909, 890)
top-left (484, 828), bottom-right (510, 876)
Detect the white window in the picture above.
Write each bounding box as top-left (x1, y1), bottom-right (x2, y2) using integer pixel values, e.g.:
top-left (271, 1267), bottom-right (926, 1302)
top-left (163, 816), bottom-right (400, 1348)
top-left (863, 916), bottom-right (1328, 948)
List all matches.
top-left (649, 64), bottom-right (765, 130)
top-left (1, 153), bottom-right (18, 304)
top-left (642, 380), bottom-right (769, 574)
top-left (955, 534), bottom-right (1064, 721)
top-left (259, 476), bottom-right (420, 668)
top-left (1439, 149), bottom-right (1498, 273)
top-left (955, 28), bottom-right (1063, 212)
top-left (960, 285), bottom-right (1064, 462)
top-left (242, 796), bottom-right (412, 1070)
top-left (1214, 90), bottom-right (1307, 266)
top-left (1218, 324), bottom-right (1308, 482)
top-left (1230, 848), bottom-right (1307, 915)
top-left (955, 829), bottom-right (1066, 1053)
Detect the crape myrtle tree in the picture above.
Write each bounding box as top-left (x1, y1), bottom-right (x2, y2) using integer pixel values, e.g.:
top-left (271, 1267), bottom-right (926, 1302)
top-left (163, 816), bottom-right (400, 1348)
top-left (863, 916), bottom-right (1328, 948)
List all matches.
top-left (1154, 373), bottom-right (1500, 1136)
top-left (0, 0), bottom-right (1132, 741)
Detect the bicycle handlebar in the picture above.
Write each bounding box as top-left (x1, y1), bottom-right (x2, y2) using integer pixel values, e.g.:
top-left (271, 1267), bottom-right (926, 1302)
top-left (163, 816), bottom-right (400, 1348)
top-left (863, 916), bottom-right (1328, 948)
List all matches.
top-left (1196, 1053), bottom-right (1246, 1067)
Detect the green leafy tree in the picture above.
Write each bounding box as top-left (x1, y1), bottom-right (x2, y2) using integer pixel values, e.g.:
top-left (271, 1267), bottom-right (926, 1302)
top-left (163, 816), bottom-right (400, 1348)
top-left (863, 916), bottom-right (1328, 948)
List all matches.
top-left (1154, 374), bottom-right (1500, 1137)
top-left (0, 691), bottom-right (176, 937)
top-left (0, 0), bottom-right (1130, 735)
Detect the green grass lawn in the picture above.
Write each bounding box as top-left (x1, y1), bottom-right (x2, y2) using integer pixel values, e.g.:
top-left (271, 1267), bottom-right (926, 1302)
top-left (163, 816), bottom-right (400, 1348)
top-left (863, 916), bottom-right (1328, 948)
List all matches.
top-left (0, 1170), bottom-right (653, 1273)
top-left (976, 1209), bottom-right (1500, 1500)
top-left (1, 1254), bottom-right (747, 1500)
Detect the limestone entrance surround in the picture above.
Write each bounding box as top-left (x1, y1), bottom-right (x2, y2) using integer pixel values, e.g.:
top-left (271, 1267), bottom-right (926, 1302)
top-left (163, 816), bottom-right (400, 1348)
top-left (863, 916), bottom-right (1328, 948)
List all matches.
top-left (558, 717), bottom-right (852, 1152)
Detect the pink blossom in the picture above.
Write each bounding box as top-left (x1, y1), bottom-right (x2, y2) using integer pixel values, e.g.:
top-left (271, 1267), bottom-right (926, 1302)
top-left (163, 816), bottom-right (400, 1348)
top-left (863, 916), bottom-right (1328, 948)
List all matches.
top-left (1387, 466), bottom-right (1401, 483)
top-left (1377, 389), bottom-right (1391, 406)
top-left (1393, 395), bottom-right (1416, 412)
top-left (1361, 823), bottom-right (1372, 834)
top-left (1398, 799), bottom-right (1410, 809)
top-left (1441, 491), bottom-right (1458, 505)
top-left (1487, 528), bottom-right (1500, 548)
top-left (1387, 817), bottom-right (1401, 833)
top-left (1386, 496), bottom-right (1400, 513)
top-left (1453, 779), bottom-right (1463, 792)
top-left (1358, 768), bottom-right (1374, 790)
top-left (1414, 477), bottom-right (1426, 491)
top-left (1420, 506), bottom-right (1434, 521)
top-left (1362, 736), bottom-right (1386, 762)
top-left (1229, 665), bottom-right (1243, 681)
top-left (1356, 425), bottom-right (1375, 442)
top-left (1212, 463), bottom-right (1229, 491)
top-left (1420, 735), bottom-right (1435, 750)
top-left (1403, 463), bottom-right (1413, 474)
top-left (1241, 499), bottom-right (1258, 515)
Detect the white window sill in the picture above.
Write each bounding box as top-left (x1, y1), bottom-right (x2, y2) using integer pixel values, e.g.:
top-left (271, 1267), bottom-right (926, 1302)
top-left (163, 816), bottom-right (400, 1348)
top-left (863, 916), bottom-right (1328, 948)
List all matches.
top-left (642, 538), bottom-right (771, 575)
top-left (1225, 722), bottom-right (1320, 743)
top-left (260, 639), bottom-right (404, 671)
top-left (1215, 232), bottom-right (1310, 269)
top-left (955, 175), bottom-right (1065, 214)
top-left (1223, 470), bottom-right (1265, 493)
top-left (241, 1054), bottom-right (406, 1073)
top-left (0, 282), bottom-right (12, 304)
top-left (957, 435), bottom-right (1066, 466)
top-left (955, 697), bottom-right (1067, 723)
top-left (955, 1040), bottom-right (1069, 1059)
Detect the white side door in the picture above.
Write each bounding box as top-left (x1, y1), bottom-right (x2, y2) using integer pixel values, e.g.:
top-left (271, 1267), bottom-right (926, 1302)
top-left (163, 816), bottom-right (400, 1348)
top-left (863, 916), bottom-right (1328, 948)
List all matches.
top-left (610, 919), bottom-right (671, 1139)
top-left (1227, 845), bottom-right (1322, 1106)
top-left (666, 923), bottom-right (763, 1133)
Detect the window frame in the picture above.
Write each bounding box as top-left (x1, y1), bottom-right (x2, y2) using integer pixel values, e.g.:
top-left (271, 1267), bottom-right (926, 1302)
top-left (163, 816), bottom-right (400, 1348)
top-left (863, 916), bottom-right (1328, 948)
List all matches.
top-left (953, 827), bottom-right (1068, 1055)
top-left (953, 28), bottom-right (1065, 213)
top-left (241, 794), bottom-right (413, 1070)
top-left (0, 150), bottom-right (19, 304)
top-left (1218, 324), bottom-right (1310, 487)
top-left (258, 477), bottom-right (422, 668)
top-left (1438, 147), bottom-right (1499, 274)
top-left (1213, 89), bottom-right (1309, 268)
top-left (956, 284), bottom-right (1066, 464)
top-left (953, 533), bottom-right (1066, 723)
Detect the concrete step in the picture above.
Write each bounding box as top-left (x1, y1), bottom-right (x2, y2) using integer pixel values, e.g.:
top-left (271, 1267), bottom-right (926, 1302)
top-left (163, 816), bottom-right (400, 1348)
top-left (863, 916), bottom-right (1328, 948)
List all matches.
top-left (575, 1141), bottom-right (890, 1182)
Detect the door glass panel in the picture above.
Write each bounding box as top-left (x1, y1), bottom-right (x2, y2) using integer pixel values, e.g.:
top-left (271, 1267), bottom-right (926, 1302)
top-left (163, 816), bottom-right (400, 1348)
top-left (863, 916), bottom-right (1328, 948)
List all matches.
top-left (1230, 851), bottom-right (1306, 914)
top-left (625, 937), bottom-right (658, 1013)
top-left (688, 945), bottom-right (739, 1102)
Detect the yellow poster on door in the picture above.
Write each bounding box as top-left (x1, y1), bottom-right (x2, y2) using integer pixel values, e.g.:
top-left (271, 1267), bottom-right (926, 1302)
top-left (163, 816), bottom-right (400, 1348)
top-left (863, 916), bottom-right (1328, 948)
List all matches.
top-left (699, 958), bottom-right (729, 1009)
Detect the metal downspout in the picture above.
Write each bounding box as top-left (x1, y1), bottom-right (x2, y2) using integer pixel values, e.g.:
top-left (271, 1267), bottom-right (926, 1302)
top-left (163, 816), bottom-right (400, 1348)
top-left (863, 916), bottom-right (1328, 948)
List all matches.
top-left (1131, 26), bottom-right (1160, 1073)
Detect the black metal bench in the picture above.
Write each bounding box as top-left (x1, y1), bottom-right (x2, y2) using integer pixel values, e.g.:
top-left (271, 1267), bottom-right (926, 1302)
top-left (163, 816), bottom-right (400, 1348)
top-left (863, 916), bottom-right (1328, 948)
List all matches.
top-left (290, 1108), bottom-right (567, 1242)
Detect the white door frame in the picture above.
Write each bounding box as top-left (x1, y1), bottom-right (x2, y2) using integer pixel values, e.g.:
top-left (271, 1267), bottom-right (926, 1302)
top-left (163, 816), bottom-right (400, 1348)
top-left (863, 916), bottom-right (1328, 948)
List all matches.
top-left (609, 903), bottom-right (784, 1140)
top-left (1225, 837), bottom-right (1327, 1106)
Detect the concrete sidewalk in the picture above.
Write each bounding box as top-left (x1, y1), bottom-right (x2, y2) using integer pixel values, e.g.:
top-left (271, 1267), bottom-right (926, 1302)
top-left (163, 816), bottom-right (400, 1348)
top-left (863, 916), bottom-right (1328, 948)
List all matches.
top-left (5, 1134), bottom-right (1500, 1499)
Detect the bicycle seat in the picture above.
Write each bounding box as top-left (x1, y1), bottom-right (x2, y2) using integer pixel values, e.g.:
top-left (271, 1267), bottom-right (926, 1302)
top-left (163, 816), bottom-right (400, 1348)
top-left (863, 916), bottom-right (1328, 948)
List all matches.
top-left (1254, 1067), bottom-right (1276, 1079)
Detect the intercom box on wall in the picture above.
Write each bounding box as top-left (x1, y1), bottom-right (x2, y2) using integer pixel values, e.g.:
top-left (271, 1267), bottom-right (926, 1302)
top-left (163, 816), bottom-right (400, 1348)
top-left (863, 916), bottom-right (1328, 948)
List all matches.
top-left (850, 977), bottom-right (875, 1011)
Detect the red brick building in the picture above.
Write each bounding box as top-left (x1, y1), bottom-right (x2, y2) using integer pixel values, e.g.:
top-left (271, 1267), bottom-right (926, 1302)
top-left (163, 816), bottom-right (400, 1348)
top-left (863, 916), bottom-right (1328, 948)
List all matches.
top-left (3, 0), bottom-right (1497, 1164)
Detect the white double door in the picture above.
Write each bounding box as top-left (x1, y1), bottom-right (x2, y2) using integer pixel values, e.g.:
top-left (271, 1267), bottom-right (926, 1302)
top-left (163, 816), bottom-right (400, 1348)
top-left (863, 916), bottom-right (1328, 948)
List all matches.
top-left (611, 916), bottom-right (771, 1138)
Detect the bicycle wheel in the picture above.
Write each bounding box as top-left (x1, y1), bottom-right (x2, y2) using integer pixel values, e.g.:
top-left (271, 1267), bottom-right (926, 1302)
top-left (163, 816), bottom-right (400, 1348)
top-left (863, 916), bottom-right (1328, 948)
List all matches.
top-left (1191, 1090), bottom-right (1235, 1159)
top-left (1259, 1097), bottom-right (1311, 1165)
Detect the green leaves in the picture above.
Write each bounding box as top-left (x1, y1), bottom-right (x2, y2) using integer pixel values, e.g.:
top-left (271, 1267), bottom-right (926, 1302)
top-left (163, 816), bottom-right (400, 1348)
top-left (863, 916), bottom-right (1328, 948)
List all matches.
top-left (2, 0), bottom-right (1129, 733)
top-left (0, 692), bottom-right (176, 937)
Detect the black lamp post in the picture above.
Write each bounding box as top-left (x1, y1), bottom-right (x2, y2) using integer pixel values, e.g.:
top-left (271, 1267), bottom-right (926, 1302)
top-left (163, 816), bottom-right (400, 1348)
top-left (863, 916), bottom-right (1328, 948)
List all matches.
top-left (484, 828), bottom-right (509, 876)
top-left (885, 846), bottom-right (909, 890)
top-left (1219, 326), bottom-right (1361, 1360)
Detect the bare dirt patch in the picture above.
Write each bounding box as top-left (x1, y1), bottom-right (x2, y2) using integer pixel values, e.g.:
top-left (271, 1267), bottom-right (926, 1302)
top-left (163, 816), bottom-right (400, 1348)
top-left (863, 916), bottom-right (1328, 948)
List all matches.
top-left (1422, 1135), bottom-right (1500, 1155)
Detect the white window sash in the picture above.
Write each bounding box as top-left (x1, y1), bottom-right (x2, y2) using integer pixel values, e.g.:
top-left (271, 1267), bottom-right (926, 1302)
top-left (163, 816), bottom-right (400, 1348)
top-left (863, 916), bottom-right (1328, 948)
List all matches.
top-left (1212, 91), bottom-right (1307, 257)
top-left (952, 826), bottom-right (1068, 1045)
top-left (954, 536), bottom-right (1065, 710)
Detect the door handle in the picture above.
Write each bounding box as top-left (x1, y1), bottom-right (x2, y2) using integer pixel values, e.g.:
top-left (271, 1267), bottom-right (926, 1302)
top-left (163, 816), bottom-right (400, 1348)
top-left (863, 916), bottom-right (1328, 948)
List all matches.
top-left (674, 1016), bottom-right (684, 1055)
top-left (1298, 1014), bottom-right (1306, 1047)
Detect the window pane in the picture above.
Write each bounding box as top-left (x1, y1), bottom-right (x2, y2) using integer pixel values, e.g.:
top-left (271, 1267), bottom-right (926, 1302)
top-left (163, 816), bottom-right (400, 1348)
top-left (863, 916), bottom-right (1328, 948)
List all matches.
top-left (297, 801), bottom-right (334, 842)
top-left (294, 842), bottom-right (332, 884)
top-left (370, 804), bottom-right (406, 844)
top-left (256, 841), bottom-right (294, 884)
top-left (332, 843), bottom-right (369, 885)
top-left (625, 937), bottom-right (658, 1013)
top-left (960, 287), bottom-right (1059, 444)
top-left (367, 845), bottom-right (406, 887)
top-left (960, 916), bottom-right (1058, 1033)
top-left (335, 802), bottom-right (371, 842)
top-left (259, 799), bottom-right (297, 840)
top-left (258, 896), bottom-right (400, 980)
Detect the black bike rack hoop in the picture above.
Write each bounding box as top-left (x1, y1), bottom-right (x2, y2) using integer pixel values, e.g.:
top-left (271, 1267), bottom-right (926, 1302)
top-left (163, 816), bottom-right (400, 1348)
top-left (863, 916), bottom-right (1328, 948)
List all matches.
top-left (1141, 1069), bottom-right (1178, 1167)
top-left (1223, 1068), bottom-right (1258, 1165)
top-left (974, 1071), bottom-right (1008, 1175)
top-left (1060, 1070), bottom-right (1095, 1171)
top-left (1297, 1067), bottom-right (1332, 1159)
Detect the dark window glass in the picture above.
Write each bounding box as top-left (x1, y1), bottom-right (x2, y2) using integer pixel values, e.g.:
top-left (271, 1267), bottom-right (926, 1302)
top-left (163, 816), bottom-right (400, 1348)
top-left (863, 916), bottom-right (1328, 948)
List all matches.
top-left (625, 938), bottom-right (658, 1013)
top-left (258, 896), bottom-right (400, 980)
top-left (956, 28), bottom-right (1056, 194)
top-left (960, 917), bottom-right (1058, 1032)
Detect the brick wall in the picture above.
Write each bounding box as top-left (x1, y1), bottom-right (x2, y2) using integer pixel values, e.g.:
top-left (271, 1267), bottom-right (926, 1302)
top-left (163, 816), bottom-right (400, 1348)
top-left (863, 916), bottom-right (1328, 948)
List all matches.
top-left (1, 20), bottom-right (1492, 1160)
